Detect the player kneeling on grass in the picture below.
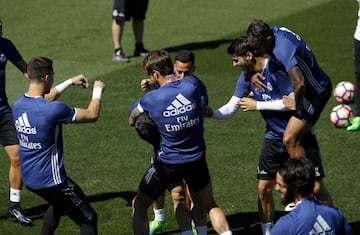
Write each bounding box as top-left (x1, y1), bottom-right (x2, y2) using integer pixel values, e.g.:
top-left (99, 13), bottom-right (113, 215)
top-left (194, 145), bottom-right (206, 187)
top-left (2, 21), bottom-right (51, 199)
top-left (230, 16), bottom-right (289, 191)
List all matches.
top-left (12, 57), bottom-right (105, 235)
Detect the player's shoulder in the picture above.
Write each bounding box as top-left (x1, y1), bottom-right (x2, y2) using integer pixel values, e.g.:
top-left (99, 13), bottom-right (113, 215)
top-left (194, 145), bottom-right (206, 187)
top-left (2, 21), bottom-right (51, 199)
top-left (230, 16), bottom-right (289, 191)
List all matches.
top-left (0, 37), bottom-right (15, 47)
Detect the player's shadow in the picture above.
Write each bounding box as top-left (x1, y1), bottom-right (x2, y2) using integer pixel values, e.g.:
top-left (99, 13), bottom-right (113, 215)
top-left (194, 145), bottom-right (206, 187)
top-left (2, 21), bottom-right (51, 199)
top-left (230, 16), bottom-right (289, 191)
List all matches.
top-left (0, 191), bottom-right (137, 222)
top-left (129, 39), bottom-right (233, 58)
top-left (163, 39), bottom-right (233, 53)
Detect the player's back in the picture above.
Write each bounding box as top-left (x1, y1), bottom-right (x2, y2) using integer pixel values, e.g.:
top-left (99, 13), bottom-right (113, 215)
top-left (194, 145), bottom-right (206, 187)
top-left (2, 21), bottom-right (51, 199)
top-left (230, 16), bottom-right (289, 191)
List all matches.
top-left (13, 95), bottom-right (74, 189)
top-left (139, 76), bottom-right (205, 164)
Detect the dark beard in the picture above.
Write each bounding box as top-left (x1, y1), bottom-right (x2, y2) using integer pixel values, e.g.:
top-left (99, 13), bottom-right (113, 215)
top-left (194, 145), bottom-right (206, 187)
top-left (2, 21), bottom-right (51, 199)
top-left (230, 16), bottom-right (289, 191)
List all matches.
top-left (281, 189), bottom-right (295, 205)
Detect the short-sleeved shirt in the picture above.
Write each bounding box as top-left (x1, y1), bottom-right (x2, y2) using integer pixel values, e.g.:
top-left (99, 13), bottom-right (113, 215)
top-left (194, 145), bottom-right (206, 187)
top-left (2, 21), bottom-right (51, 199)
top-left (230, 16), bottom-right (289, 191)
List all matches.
top-left (0, 37), bottom-right (23, 114)
top-left (12, 94), bottom-right (76, 190)
top-left (271, 26), bottom-right (332, 97)
top-left (271, 198), bottom-right (352, 235)
top-left (233, 58), bottom-right (293, 140)
top-left (136, 75), bottom-right (206, 164)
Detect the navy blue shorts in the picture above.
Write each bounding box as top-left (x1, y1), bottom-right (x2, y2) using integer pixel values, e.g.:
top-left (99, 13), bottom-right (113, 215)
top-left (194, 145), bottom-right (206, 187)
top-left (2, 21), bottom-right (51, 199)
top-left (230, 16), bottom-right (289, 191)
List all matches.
top-left (295, 85), bottom-right (332, 125)
top-left (258, 134), bottom-right (325, 180)
top-left (139, 156), bottom-right (211, 200)
top-left (112, 0), bottom-right (149, 22)
top-left (0, 110), bottom-right (19, 146)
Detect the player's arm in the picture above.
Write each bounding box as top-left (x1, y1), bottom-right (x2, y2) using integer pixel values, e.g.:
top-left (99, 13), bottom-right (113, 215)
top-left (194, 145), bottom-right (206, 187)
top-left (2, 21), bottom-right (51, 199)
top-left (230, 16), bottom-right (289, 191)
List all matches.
top-left (288, 66), bottom-right (305, 110)
top-left (240, 93), bottom-right (295, 111)
top-left (210, 96), bottom-right (241, 119)
top-left (13, 59), bottom-right (28, 78)
top-left (250, 72), bottom-right (267, 91)
top-left (45, 74), bottom-right (90, 101)
top-left (74, 80), bottom-right (105, 123)
top-left (129, 106), bottom-right (143, 126)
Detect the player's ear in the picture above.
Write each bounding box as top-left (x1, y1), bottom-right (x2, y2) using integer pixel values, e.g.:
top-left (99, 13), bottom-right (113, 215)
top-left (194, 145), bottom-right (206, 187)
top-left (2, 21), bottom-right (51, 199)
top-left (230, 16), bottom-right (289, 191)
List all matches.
top-left (153, 70), bottom-right (160, 80)
top-left (246, 51), bottom-right (253, 61)
top-left (44, 74), bottom-right (49, 82)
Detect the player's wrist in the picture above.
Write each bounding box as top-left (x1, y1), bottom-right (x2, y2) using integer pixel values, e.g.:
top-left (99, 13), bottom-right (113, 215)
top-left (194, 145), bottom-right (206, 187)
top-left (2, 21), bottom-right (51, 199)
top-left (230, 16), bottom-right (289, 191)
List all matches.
top-left (92, 87), bottom-right (103, 99)
top-left (55, 79), bottom-right (72, 93)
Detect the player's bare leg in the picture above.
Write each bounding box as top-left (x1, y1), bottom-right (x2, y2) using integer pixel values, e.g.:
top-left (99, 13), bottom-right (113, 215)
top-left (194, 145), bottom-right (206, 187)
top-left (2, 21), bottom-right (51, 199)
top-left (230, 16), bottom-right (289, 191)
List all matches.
top-left (190, 182), bottom-right (232, 235)
top-left (5, 144), bottom-right (32, 225)
top-left (313, 179), bottom-right (333, 205)
top-left (171, 185), bottom-right (193, 233)
top-left (258, 179), bottom-right (275, 235)
top-left (132, 192), bottom-right (153, 235)
top-left (283, 117), bottom-right (310, 158)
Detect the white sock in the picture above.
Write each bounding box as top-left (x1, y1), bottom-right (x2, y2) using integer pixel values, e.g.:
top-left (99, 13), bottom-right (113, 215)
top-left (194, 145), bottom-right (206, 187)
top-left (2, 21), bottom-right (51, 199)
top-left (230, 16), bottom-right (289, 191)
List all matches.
top-left (153, 208), bottom-right (165, 221)
top-left (220, 231), bottom-right (232, 235)
top-left (196, 225), bottom-right (207, 235)
top-left (261, 222), bottom-right (273, 235)
top-left (10, 188), bottom-right (21, 203)
top-left (181, 230), bottom-right (194, 235)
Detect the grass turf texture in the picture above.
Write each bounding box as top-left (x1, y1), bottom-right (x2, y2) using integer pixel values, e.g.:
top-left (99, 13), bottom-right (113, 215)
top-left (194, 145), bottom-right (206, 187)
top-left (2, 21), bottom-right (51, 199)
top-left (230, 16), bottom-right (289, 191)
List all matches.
top-left (0, 0), bottom-right (359, 234)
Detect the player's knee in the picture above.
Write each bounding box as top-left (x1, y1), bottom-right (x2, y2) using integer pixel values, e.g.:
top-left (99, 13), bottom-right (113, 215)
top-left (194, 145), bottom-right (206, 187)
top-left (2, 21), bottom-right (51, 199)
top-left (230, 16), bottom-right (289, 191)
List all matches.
top-left (9, 154), bottom-right (20, 166)
top-left (258, 183), bottom-right (273, 200)
top-left (282, 132), bottom-right (293, 147)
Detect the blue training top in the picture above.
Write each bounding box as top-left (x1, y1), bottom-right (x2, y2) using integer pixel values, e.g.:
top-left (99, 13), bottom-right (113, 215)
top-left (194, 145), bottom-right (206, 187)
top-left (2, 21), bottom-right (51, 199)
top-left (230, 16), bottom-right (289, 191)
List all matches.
top-left (271, 26), bottom-right (331, 96)
top-left (271, 198), bottom-right (352, 235)
top-left (233, 59), bottom-right (293, 140)
top-left (136, 75), bottom-right (206, 164)
top-left (13, 95), bottom-right (76, 190)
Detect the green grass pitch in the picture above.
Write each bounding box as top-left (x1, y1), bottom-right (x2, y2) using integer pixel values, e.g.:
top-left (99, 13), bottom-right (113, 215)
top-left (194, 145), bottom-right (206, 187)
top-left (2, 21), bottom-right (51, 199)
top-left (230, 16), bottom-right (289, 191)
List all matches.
top-left (0, 0), bottom-right (359, 234)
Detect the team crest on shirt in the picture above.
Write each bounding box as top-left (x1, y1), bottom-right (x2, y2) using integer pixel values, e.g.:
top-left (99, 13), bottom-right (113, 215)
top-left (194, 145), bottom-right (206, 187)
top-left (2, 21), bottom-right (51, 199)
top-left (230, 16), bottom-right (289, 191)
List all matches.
top-left (0, 53), bottom-right (6, 63)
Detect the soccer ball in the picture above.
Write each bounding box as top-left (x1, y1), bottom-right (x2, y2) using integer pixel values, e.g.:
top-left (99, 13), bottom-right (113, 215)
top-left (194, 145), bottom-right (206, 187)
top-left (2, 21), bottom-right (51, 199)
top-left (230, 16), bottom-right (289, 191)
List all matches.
top-left (330, 104), bottom-right (353, 128)
top-left (333, 81), bottom-right (355, 104)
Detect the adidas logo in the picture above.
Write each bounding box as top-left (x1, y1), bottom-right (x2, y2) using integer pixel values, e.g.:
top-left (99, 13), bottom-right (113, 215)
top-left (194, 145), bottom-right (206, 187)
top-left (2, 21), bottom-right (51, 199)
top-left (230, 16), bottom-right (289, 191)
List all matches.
top-left (309, 215), bottom-right (333, 234)
top-left (15, 113), bottom-right (37, 134)
top-left (163, 93), bottom-right (196, 117)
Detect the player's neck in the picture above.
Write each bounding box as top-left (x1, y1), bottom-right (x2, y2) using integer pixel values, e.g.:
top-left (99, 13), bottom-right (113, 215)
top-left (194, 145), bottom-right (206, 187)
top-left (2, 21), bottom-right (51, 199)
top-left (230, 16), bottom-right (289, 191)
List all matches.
top-left (255, 57), bottom-right (267, 74)
top-left (160, 74), bottom-right (177, 86)
top-left (26, 84), bottom-right (45, 97)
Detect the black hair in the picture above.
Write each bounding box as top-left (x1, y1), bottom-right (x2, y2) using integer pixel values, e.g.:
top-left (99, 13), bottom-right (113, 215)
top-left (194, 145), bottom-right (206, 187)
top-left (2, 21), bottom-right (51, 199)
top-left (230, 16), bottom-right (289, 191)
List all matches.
top-left (279, 157), bottom-right (316, 198)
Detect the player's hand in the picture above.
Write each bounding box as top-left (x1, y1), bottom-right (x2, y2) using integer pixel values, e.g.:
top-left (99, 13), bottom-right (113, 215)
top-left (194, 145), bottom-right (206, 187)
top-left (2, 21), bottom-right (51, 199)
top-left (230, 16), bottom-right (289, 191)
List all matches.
top-left (140, 78), bottom-right (158, 91)
top-left (94, 80), bottom-right (106, 91)
top-left (251, 72), bottom-right (266, 91)
top-left (239, 97), bottom-right (257, 111)
top-left (70, 74), bottom-right (90, 88)
top-left (203, 106), bottom-right (214, 117)
top-left (282, 95), bottom-right (296, 110)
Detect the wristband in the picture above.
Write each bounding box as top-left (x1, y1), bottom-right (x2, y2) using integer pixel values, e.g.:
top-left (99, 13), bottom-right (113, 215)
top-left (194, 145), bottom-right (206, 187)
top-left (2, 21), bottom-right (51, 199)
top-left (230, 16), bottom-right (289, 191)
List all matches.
top-left (55, 79), bottom-right (72, 93)
top-left (92, 87), bottom-right (102, 99)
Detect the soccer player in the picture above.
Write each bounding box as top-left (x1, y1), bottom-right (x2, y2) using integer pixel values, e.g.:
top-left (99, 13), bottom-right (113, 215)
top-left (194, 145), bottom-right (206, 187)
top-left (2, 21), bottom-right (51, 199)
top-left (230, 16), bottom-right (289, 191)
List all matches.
top-left (112, 0), bottom-right (149, 62)
top-left (129, 50), bottom-right (232, 235)
top-left (140, 49), bottom-right (207, 235)
top-left (0, 18), bottom-right (32, 225)
top-left (246, 19), bottom-right (332, 159)
top-left (347, 0), bottom-right (360, 131)
top-left (12, 57), bottom-right (105, 235)
top-left (272, 157), bottom-right (353, 235)
top-left (206, 37), bottom-right (332, 235)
